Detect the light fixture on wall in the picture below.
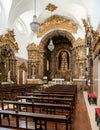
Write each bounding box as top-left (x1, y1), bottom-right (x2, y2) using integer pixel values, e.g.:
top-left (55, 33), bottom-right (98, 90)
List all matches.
top-left (30, 0), bottom-right (40, 33)
top-left (48, 39), bottom-right (54, 51)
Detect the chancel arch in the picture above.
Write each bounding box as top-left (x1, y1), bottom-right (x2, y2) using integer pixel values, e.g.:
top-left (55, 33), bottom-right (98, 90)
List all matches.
top-left (39, 30), bottom-right (75, 81)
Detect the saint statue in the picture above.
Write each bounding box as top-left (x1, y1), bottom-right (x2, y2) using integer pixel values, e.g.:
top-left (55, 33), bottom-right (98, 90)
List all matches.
top-left (7, 70), bottom-right (11, 82)
top-left (60, 51), bottom-right (68, 71)
top-left (32, 64), bottom-right (36, 78)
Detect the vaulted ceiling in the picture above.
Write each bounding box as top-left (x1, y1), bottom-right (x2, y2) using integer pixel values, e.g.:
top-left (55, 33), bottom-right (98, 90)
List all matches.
top-left (0, 0), bottom-right (100, 59)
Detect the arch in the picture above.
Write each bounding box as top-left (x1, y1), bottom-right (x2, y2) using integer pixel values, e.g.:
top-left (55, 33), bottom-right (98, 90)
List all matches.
top-left (39, 30), bottom-right (75, 50)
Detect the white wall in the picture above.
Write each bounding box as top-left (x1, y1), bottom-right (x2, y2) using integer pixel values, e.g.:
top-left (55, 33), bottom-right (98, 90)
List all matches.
top-left (98, 57), bottom-right (100, 105)
top-left (93, 56), bottom-right (100, 105)
top-left (14, 29), bottom-right (29, 60)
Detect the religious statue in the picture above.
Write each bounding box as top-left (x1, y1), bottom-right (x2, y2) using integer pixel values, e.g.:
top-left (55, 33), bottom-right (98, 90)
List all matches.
top-left (32, 64), bottom-right (36, 78)
top-left (7, 70), bottom-right (11, 82)
top-left (60, 51), bottom-right (68, 71)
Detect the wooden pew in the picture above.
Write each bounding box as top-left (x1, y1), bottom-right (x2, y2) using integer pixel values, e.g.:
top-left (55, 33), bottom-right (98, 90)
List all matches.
top-left (0, 100), bottom-right (73, 124)
top-left (0, 110), bottom-right (69, 130)
top-left (42, 84), bottom-right (77, 92)
top-left (0, 100), bottom-right (72, 113)
top-left (16, 96), bottom-right (73, 105)
top-left (25, 92), bottom-right (76, 107)
top-left (32, 85), bottom-right (77, 101)
top-left (0, 84), bottom-right (42, 100)
top-left (26, 92), bottom-right (75, 99)
top-left (0, 84), bottom-right (77, 130)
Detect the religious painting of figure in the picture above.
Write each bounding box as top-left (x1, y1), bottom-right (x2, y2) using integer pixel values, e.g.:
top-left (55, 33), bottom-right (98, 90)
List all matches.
top-left (58, 50), bottom-right (69, 71)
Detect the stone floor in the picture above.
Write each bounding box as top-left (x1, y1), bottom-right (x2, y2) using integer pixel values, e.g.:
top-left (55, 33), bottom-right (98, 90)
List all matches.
top-left (0, 89), bottom-right (92, 130)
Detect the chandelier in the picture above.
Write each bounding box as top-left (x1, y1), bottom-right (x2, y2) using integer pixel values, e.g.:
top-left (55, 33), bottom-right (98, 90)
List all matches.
top-left (48, 39), bottom-right (54, 51)
top-left (30, 0), bottom-right (40, 33)
top-left (46, 3), bottom-right (57, 52)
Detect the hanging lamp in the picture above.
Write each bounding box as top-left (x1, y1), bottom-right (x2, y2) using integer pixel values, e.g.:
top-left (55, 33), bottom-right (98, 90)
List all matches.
top-left (30, 0), bottom-right (40, 33)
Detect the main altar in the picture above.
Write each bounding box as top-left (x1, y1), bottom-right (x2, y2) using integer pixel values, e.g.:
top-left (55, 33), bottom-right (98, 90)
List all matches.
top-left (27, 15), bottom-right (87, 82)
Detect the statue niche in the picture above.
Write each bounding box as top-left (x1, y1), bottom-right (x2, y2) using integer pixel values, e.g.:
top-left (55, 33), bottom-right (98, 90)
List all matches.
top-left (53, 50), bottom-right (70, 81)
top-left (58, 51), bottom-right (69, 71)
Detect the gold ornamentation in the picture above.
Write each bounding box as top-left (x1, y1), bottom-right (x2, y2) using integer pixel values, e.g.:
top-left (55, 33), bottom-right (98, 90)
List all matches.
top-left (0, 29), bottom-right (19, 52)
top-left (45, 3), bottom-right (57, 12)
top-left (76, 48), bottom-right (86, 60)
top-left (92, 30), bottom-right (99, 47)
top-left (82, 19), bottom-right (93, 43)
top-left (73, 38), bottom-right (86, 60)
top-left (82, 19), bottom-right (100, 58)
top-left (37, 15), bottom-right (78, 37)
top-left (92, 35), bottom-right (100, 58)
top-left (27, 42), bottom-right (39, 51)
top-left (73, 38), bottom-right (86, 48)
top-left (19, 62), bottom-right (27, 71)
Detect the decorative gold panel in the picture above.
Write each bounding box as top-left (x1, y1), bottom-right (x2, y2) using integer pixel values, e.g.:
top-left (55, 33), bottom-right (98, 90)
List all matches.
top-left (93, 39), bottom-right (100, 58)
top-left (0, 29), bottom-right (19, 52)
top-left (76, 47), bottom-right (86, 60)
top-left (73, 38), bottom-right (86, 48)
top-left (37, 15), bottom-right (78, 37)
top-left (45, 3), bottom-right (57, 12)
top-left (27, 42), bottom-right (39, 51)
top-left (19, 62), bottom-right (27, 71)
top-left (92, 30), bottom-right (100, 54)
top-left (73, 38), bottom-right (86, 60)
top-left (82, 18), bottom-right (100, 58)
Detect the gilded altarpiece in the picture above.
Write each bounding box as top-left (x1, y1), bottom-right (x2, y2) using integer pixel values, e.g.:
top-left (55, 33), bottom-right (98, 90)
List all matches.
top-left (27, 38), bottom-right (87, 81)
top-left (72, 38), bottom-right (86, 79)
top-left (49, 46), bottom-right (72, 81)
top-left (27, 15), bottom-right (87, 81)
top-left (0, 30), bottom-right (19, 83)
top-left (27, 43), bottom-right (43, 79)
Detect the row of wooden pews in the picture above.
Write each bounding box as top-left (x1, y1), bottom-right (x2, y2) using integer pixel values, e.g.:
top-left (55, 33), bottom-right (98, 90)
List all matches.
top-left (0, 84), bottom-right (42, 100)
top-left (0, 84), bottom-right (77, 130)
